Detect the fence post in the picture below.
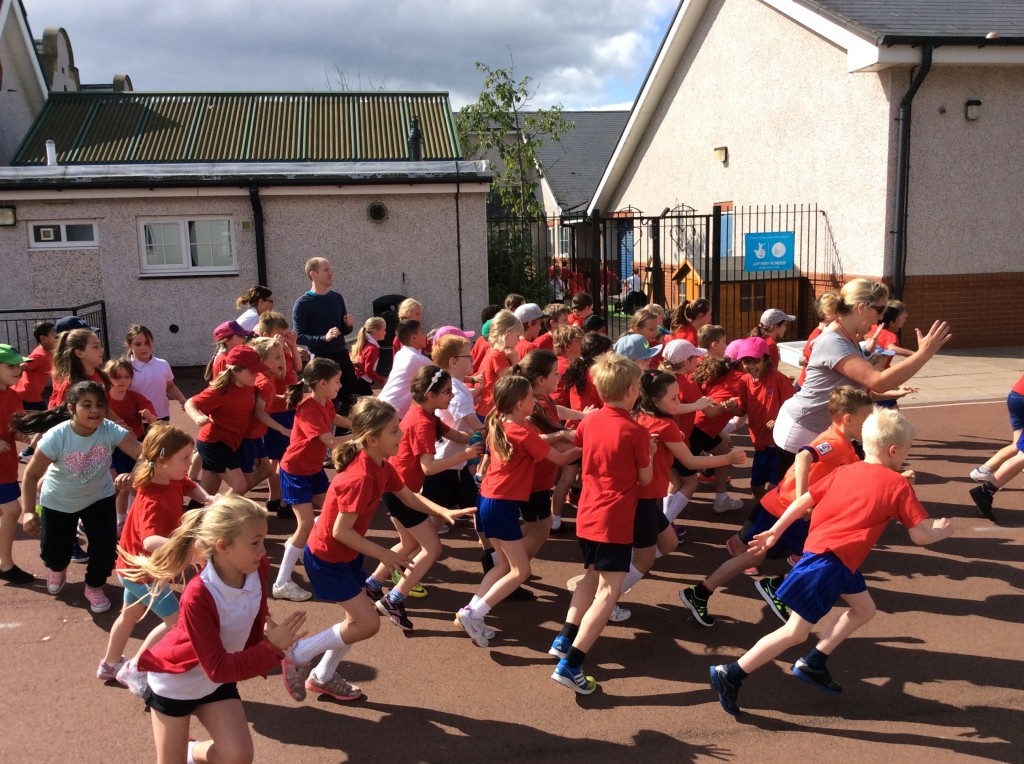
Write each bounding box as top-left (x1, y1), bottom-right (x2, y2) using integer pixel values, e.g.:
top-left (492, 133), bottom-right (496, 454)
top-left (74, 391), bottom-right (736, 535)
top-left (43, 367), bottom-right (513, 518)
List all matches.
top-left (711, 205), bottom-right (722, 325)
top-left (650, 217), bottom-right (665, 307)
top-left (590, 210), bottom-right (604, 317)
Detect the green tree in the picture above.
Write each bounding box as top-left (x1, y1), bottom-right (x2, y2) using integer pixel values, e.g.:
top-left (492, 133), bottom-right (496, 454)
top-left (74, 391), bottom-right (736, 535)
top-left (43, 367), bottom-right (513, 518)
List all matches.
top-left (457, 57), bottom-right (574, 303)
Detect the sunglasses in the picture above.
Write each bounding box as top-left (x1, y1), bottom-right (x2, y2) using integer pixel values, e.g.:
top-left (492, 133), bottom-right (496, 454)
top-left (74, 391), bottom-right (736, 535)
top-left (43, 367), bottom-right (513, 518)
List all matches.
top-left (868, 304), bottom-right (887, 314)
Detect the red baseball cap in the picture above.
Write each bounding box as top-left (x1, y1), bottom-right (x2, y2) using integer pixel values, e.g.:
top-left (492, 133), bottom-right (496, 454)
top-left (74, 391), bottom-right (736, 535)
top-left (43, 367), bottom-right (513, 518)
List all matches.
top-left (224, 345), bottom-right (270, 374)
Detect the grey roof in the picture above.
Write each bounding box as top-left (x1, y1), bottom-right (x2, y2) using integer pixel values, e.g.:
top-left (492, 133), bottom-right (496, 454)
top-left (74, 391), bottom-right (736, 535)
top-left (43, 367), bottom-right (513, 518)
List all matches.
top-left (533, 111), bottom-right (629, 214)
top-left (798, 0), bottom-right (1024, 44)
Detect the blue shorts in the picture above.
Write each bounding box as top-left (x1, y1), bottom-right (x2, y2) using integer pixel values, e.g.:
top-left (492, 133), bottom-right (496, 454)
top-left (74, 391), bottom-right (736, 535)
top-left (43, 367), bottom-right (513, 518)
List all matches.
top-left (237, 437), bottom-right (267, 474)
top-left (476, 496), bottom-right (524, 541)
top-left (303, 548), bottom-right (366, 603)
top-left (0, 481), bottom-right (20, 504)
top-left (776, 551), bottom-right (867, 624)
top-left (1008, 390), bottom-right (1024, 433)
top-left (279, 468), bottom-right (329, 506)
top-left (874, 399), bottom-right (898, 409)
top-left (263, 411), bottom-right (295, 460)
top-left (117, 574), bottom-right (179, 619)
top-left (196, 440), bottom-right (241, 474)
top-left (743, 505), bottom-right (809, 554)
top-left (111, 447), bottom-right (136, 476)
top-left (751, 447), bottom-right (783, 487)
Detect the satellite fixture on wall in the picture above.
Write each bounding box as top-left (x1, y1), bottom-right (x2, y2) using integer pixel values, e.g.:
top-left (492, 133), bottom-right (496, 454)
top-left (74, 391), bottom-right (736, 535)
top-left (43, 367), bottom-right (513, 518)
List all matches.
top-left (965, 99), bottom-right (982, 121)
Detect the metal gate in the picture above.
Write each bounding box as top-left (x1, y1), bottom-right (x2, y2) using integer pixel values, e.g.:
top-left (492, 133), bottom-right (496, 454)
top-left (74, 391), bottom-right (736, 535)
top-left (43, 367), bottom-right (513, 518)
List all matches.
top-left (0, 300), bottom-right (110, 356)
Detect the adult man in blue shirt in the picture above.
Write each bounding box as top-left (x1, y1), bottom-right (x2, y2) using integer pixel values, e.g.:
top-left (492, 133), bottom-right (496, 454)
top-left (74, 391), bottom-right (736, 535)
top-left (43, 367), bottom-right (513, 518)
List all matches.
top-left (291, 256), bottom-right (359, 414)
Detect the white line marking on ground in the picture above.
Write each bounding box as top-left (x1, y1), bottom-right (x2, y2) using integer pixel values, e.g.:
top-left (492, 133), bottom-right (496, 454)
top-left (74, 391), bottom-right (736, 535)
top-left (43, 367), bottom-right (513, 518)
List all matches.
top-left (901, 399), bottom-right (1003, 410)
top-left (0, 622), bottom-right (22, 629)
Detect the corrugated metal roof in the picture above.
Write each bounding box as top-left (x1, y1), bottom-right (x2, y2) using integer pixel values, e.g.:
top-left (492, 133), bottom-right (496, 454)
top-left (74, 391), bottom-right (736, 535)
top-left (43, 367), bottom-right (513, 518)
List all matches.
top-left (14, 92), bottom-right (461, 164)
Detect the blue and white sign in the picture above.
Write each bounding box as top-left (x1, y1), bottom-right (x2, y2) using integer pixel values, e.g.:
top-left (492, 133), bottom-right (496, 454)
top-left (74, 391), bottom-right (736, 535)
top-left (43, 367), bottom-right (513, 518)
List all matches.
top-left (743, 231), bottom-right (795, 272)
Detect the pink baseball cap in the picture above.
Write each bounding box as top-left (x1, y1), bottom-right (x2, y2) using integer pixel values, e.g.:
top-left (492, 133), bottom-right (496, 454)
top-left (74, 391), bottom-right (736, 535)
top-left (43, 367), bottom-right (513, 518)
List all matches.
top-left (213, 320), bottom-right (255, 342)
top-left (737, 336), bottom-right (771, 360)
top-left (433, 325), bottom-right (475, 341)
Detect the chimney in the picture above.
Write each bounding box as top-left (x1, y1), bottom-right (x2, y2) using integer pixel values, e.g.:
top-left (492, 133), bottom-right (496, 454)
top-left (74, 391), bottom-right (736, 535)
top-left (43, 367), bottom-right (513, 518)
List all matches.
top-left (407, 116), bottom-right (423, 161)
top-left (45, 140), bottom-right (59, 166)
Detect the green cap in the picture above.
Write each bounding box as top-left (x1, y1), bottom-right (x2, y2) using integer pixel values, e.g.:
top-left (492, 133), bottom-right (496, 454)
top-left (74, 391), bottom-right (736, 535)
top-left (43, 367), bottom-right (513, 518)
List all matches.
top-left (0, 344), bottom-right (27, 366)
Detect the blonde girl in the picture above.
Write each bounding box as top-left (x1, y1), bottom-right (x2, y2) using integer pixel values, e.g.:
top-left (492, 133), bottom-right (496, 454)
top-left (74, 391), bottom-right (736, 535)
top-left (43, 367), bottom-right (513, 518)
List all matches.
top-left (125, 324), bottom-right (187, 421)
top-left (280, 398), bottom-right (413, 702)
top-left (393, 298), bottom-right (428, 354)
top-left (273, 359), bottom-right (351, 602)
top-left (124, 497), bottom-right (307, 764)
top-left (367, 365), bottom-right (481, 630)
top-left (351, 316), bottom-right (388, 395)
top-left (185, 345), bottom-right (267, 497)
top-left (475, 309), bottom-right (524, 417)
top-left (99, 424), bottom-right (211, 694)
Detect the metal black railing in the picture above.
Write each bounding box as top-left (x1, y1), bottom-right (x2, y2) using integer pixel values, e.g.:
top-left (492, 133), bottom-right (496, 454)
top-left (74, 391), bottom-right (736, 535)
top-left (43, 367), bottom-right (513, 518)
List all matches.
top-left (0, 301), bottom-right (110, 357)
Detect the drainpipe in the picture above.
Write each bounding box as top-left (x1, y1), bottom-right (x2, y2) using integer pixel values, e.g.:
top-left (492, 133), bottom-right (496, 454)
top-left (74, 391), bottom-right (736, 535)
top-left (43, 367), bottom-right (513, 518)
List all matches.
top-left (454, 161), bottom-right (465, 327)
top-left (891, 45), bottom-right (933, 299)
top-left (248, 183), bottom-right (267, 287)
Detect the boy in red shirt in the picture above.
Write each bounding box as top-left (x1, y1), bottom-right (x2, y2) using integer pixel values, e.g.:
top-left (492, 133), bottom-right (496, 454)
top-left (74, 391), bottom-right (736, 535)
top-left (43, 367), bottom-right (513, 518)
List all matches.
top-left (710, 408), bottom-right (954, 716)
top-left (513, 303), bottom-right (545, 359)
top-left (14, 321), bottom-right (56, 412)
top-left (682, 387), bottom-right (873, 627)
top-left (548, 353), bottom-right (655, 695)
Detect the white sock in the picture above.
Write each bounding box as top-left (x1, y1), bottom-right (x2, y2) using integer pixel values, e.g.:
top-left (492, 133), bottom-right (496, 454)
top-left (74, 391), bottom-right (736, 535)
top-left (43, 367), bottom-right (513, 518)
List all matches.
top-left (663, 493), bottom-right (689, 523)
top-left (490, 550), bottom-right (499, 566)
top-left (292, 623), bottom-right (344, 664)
top-left (187, 741), bottom-right (198, 764)
top-left (716, 492), bottom-right (728, 502)
top-left (312, 642), bottom-right (352, 683)
top-left (274, 542), bottom-right (303, 588)
top-left (469, 594), bottom-right (481, 607)
top-left (469, 599), bottom-right (491, 619)
top-left (620, 564), bottom-right (645, 596)
top-left (550, 515), bottom-right (562, 530)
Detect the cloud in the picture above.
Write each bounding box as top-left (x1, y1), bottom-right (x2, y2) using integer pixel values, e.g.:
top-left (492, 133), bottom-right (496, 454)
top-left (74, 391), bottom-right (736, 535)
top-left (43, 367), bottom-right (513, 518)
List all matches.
top-left (22, 0), bottom-right (677, 109)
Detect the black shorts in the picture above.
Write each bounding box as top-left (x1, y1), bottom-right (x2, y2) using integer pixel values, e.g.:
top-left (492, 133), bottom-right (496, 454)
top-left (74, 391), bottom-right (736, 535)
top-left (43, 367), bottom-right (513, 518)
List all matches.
top-left (383, 491), bottom-right (429, 529)
top-left (688, 427), bottom-right (722, 454)
top-left (578, 538), bottom-right (632, 572)
top-left (671, 457), bottom-right (697, 478)
top-left (144, 682), bottom-right (240, 718)
top-left (422, 467), bottom-right (478, 509)
top-left (520, 490), bottom-right (552, 522)
top-left (632, 497), bottom-right (669, 548)
top-left (195, 440), bottom-right (240, 474)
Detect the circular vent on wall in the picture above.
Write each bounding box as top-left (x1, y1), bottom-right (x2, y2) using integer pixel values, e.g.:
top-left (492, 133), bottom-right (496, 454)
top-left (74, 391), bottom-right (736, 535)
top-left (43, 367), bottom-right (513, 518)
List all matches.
top-left (367, 202), bottom-right (389, 223)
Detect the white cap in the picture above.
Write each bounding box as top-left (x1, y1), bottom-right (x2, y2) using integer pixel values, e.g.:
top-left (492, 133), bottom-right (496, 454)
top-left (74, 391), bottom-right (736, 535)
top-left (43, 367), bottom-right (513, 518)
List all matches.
top-left (514, 303), bottom-right (544, 323)
top-left (760, 308), bottom-right (796, 328)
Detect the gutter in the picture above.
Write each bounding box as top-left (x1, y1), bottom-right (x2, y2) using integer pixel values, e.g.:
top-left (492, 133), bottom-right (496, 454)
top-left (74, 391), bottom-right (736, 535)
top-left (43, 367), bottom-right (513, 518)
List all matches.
top-left (891, 45), bottom-right (932, 299)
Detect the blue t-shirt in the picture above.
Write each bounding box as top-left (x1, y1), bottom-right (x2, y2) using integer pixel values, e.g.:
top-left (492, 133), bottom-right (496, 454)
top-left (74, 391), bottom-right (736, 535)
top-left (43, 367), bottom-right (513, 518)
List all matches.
top-left (38, 419), bottom-right (129, 512)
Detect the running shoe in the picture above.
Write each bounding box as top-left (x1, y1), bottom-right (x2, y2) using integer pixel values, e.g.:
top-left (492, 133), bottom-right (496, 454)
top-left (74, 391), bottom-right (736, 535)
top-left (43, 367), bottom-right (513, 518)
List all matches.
top-left (754, 576), bottom-right (789, 623)
top-left (281, 649), bottom-right (312, 702)
top-left (680, 586), bottom-right (714, 627)
top-left (551, 659), bottom-right (596, 695)
top-left (116, 660), bottom-right (149, 698)
top-left (712, 495), bottom-right (743, 514)
top-left (709, 664), bottom-right (741, 715)
top-left (969, 465), bottom-right (994, 483)
top-left (969, 485), bottom-right (996, 521)
top-left (305, 672), bottom-right (362, 701)
top-left (376, 596), bottom-right (414, 630)
top-left (609, 604), bottom-right (631, 622)
top-left (792, 658), bottom-right (842, 695)
top-left (84, 584), bottom-right (111, 613)
top-left (392, 570), bottom-right (428, 598)
top-left (46, 568), bottom-right (66, 594)
top-left (272, 581), bottom-right (313, 602)
top-left (365, 585), bottom-right (385, 604)
top-left (548, 634), bottom-right (572, 659)
top-left (455, 607), bottom-right (489, 647)
top-left (0, 564), bottom-right (34, 585)
top-left (96, 656), bottom-right (126, 682)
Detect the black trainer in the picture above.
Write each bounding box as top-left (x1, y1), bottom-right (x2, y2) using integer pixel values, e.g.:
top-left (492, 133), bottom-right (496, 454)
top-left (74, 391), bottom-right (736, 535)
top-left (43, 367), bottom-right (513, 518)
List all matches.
top-left (365, 585), bottom-right (385, 604)
top-left (0, 564), bottom-right (34, 584)
top-left (375, 596), bottom-right (414, 630)
top-left (792, 658), bottom-right (842, 695)
top-left (969, 485), bottom-right (996, 520)
top-left (709, 664), bottom-right (741, 715)
top-left (681, 586), bottom-right (715, 627)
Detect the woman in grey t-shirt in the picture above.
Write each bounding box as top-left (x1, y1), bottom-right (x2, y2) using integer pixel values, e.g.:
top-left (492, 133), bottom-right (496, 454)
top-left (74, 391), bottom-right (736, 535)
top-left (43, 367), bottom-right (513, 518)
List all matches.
top-left (773, 278), bottom-right (950, 459)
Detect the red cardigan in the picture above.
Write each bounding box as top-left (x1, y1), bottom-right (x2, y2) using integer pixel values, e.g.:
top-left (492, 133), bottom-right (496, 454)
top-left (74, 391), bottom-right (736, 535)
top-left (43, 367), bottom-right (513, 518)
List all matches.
top-left (354, 342), bottom-right (387, 385)
top-left (138, 556), bottom-right (283, 681)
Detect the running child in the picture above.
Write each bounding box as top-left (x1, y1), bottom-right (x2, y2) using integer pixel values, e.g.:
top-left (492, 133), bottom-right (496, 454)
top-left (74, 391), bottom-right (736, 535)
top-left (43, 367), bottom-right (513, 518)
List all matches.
top-left (185, 345), bottom-right (267, 498)
top-left (378, 320), bottom-right (432, 418)
top-left (125, 497), bottom-right (308, 763)
top-left (750, 308), bottom-right (795, 369)
top-left (13, 321), bottom-right (56, 418)
top-left (681, 386), bottom-right (873, 628)
top-left (796, 293), bottom-right (838, 389)
top-left (368, 365), bottom-right (481, 630)
top-left (351, 316), bottom-right (388, 396)
top-left (548, 353), bottom-right (655, 695)
top-left (16, 381), bottom-right (142, 613)
top-left (709, 407), bottom-right (953, 716)
top-left (104, 358), bottom-right (157, 532)
top-left (48, 326), bottom-right (108, 408)
top-left (239, 337), bottom-right (292, 497)
top-left (0, 345), bottom-right (33, 584)
top-left (274, 358), bottom-right (351, 602)
top-left (551, 323), bottom-right (583, 408)
top-left (98, 423), bottom-right (212, 695)
top-left (204, 321), bottom-right (254, 382)
top-left (125, 324), bottom-right (188, 422)
top-left (256, 312), bottom-right (302, 518)
top-left (475, 309), bottom-right (523, 417)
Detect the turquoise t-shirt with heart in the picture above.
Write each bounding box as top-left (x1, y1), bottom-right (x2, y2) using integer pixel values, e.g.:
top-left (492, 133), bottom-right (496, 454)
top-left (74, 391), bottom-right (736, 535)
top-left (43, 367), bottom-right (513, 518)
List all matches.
top-left (38, 419), bottom-right (129, 512)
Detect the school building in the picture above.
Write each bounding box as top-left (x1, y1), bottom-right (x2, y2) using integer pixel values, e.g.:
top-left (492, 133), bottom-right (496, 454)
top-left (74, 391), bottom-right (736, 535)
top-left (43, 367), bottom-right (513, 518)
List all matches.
top-left (589, 0), bottom-right (1024, 348)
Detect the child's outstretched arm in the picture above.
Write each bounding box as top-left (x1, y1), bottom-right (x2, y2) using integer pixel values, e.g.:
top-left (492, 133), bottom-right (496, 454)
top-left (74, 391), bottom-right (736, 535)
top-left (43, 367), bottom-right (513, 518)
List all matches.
top-left (907, 517), bottom-right (953, 546)
top-left (394, 485), bottom-right (476, 524)
top-left (419, 443), bottom-right (484, 476)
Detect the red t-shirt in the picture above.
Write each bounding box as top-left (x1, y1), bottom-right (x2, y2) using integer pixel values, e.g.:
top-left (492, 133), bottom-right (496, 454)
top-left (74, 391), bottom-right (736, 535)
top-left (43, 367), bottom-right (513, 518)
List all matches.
top-left (116, 477), bottom-right (196, 576)
top-left (211, 351), bottom-right (229, 380)
top-left (481, 419), bottom-right (550, 502)
top-left (873, 326), bottom-right (900, 370)
top-left (761, 425), bottom-right (857, 517)
top-left (673, 324), bottom-right (698, 345)
top-left (246, 375), bottom-right (277, 439)
top-left (470, 335), bottom-right (490, 374)
top-left (764, 336), bottom-right (781, 368)
top-left (675, 372), bottom-right (703, 440)
top-left (574, 405), bottom-right (651, 544)
top-left (635, 412), bottom-right (683, 500)
top-left (108, 390), bottom-right (156, 439)
top-left (0, 387), bottom-right (23, 483)
top-left (280, 396), bottom-right (334, 475)
top-left (694, 369), bottom-right (743, 437)
top-left (266, 372), bottom-right (290, 415)
top-left (307, 450), bottom-right (403, 564)
top-left (805, 461), bottom-right (929, 572)
top-left (282, 346), bottom-right (299, 386)
top-left (553, 355), bottom-right (572, 407)
top-left (534, 333), bottom-right (554, 352)
top-left (568, 313), bottom-right (586, 327)
top-left (192, 383), bottom-right (256, 450)
top-left (529, 396), bottom-right (561, 492)
top-left (354, 343), bottom-right (387, 385)
top-left (1013, 373), bottom-right (1024, 396)
top-left (796, 326), bottom-right (824, 387)
top-left (568, 368), bottom-right (603, 421)
top-left (13, 344), bottom-right (52, 403)
top-left (48, 370), bottom-right (105, 408)
top-left (515, 337), bottom-right (539, 361)
top-left (737, 368), bottom-right (795, 450)
top-left (476, 347), bottom-right (511, 416)
top-left (390, 405), bottom-right (448, 494)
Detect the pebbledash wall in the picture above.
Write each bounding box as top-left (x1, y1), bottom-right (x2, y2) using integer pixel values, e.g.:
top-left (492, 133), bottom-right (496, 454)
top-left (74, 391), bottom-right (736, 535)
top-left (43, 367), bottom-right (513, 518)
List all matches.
top-left (0, 184), bottom-right (489, 365)
top-left (597, 0), bottom-right (1024, 348)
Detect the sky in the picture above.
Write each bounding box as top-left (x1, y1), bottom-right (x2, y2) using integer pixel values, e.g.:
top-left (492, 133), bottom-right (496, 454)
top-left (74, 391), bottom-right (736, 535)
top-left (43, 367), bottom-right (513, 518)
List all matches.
top-left (21, 0), bottom-right (678, 111)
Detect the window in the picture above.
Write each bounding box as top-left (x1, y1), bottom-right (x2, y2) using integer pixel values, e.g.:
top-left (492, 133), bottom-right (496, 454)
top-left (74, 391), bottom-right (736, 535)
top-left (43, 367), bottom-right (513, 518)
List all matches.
top-left (559, 226), bottom-right (571, 257)
top-left (29, 221), bottom-right (98, 249)
top-left (740, 281), bottom-right (767, 314)
top-left (139, 218), bottom-right (236, 275)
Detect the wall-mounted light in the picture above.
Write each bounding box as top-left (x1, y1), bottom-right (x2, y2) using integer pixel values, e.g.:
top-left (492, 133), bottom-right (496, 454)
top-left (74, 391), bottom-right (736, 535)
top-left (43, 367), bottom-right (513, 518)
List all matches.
top-left (965, 99), bottom-right (982, 121)
top-left (713, 146), bottom-right (728, 163)
top-left (0, 206), bottom-right (15, 227)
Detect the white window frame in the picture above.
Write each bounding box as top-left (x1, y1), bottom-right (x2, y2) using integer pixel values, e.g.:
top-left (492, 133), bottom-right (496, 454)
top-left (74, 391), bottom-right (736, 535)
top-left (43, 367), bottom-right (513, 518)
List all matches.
top-left (138, 217), bottom-right (237, 276)
top-left (28, 220), bottom-right (99, 249)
